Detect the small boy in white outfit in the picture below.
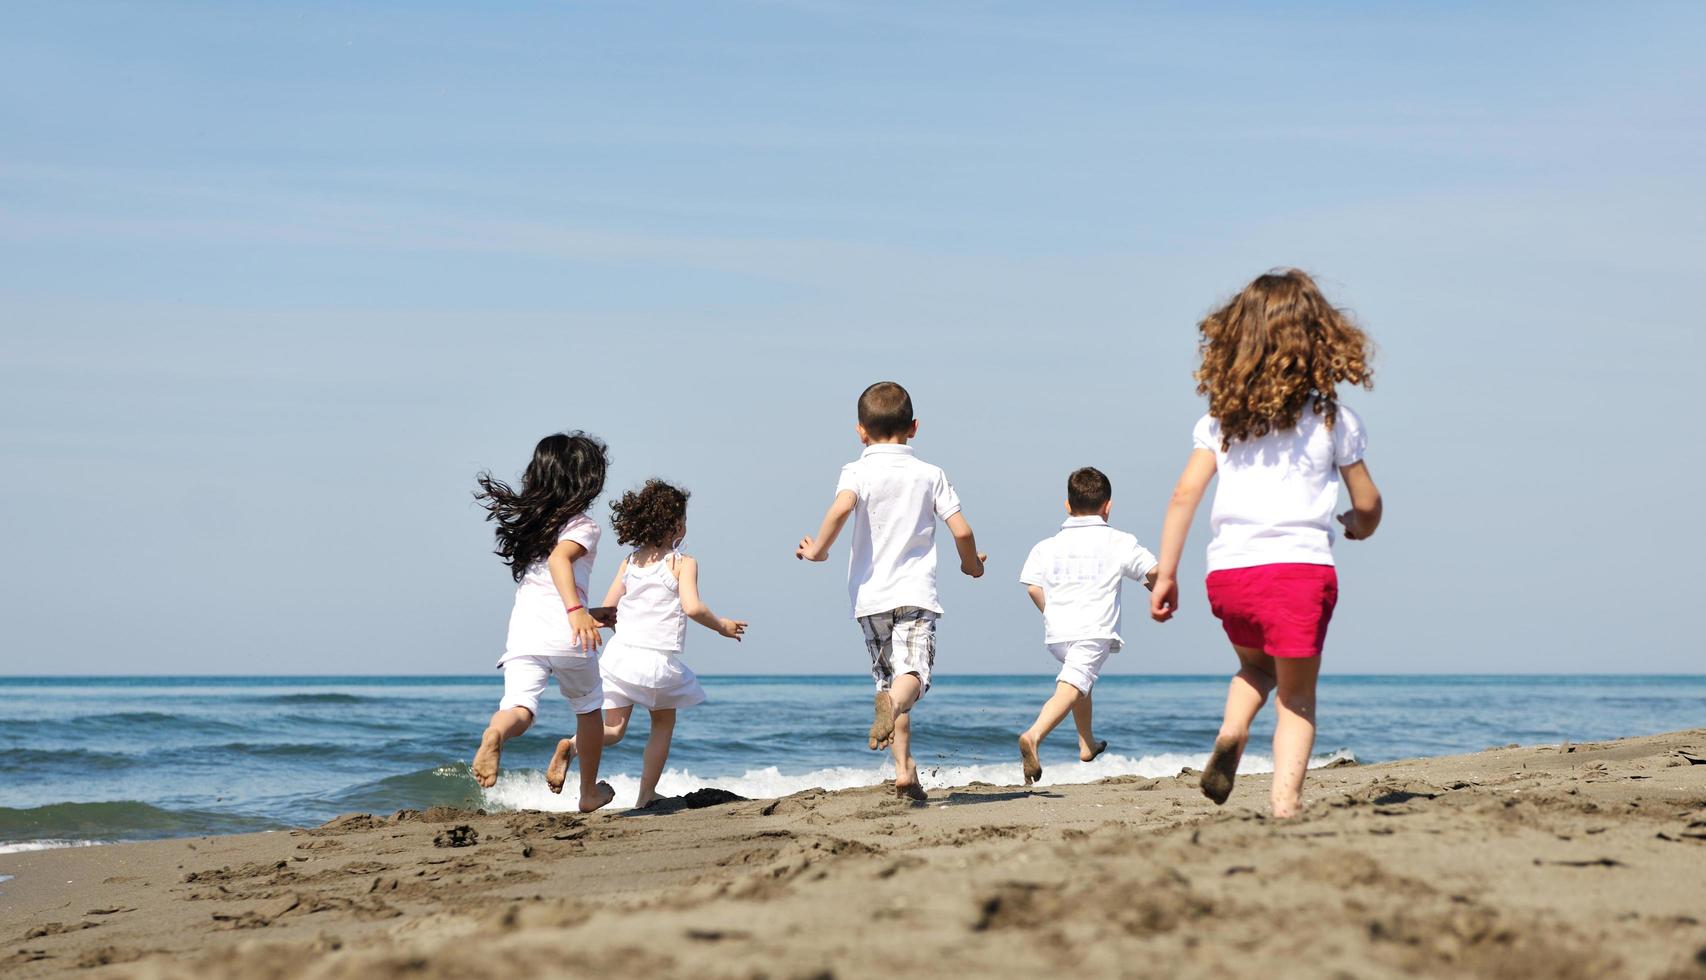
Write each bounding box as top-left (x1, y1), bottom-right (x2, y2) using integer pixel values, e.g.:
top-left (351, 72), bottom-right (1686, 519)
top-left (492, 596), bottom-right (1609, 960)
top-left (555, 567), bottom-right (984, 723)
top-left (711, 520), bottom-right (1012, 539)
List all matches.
top-left (796, 381), bottom-right (987, 802)
top-left (1016, 466), bottom-right (1158, 786)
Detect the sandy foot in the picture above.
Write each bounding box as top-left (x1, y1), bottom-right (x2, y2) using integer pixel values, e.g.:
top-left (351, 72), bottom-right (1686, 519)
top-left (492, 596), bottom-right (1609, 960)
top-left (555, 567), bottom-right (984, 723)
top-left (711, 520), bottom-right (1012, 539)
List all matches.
top-left (1200, 736), bottom-right (1241, 805)
top-left (868, 691), bottom-right (894, 751)
top-left (579, 780), bottom-right (616, 813)
top-left (1018, 734), bottom-right (1043, 786)
top-left (893, 760), bottom-right (928, 803)
top-left (1079, 739), bottom-right (1108, 763)
top-left (545, 738), bottom-right (575, 794)
top-left (472, 729), bottom-right (503, 789)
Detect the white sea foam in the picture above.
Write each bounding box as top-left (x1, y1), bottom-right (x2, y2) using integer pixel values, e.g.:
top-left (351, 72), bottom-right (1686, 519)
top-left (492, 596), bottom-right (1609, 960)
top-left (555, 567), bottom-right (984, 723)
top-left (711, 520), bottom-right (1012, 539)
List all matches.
top-left (0, 839), bottom-right (106, 854)
top-left (478, 748), bottom-right (1357, 813)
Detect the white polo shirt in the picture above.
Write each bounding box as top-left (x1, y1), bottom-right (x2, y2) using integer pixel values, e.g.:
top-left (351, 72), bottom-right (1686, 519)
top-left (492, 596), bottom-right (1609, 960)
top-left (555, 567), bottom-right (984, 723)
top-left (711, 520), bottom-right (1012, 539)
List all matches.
top-left (499, 513), bottom-right (601, 664)
top-left (1193, 401), bottom-right (1366, 571)
top-left (1019, 516), bottom-right (1158, 645)
top-left (834, 444), bottom-right (962, 619)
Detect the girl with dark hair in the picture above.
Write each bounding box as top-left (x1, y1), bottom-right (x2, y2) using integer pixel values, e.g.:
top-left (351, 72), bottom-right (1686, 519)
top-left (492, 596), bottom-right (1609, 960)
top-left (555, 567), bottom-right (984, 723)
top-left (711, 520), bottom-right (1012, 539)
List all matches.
top-left (552, 479), bottom-right (747, 809)
top-left (1150, 270), bottom-right (1384, 819)
top-left (470, 431), bottom-right (617, 813)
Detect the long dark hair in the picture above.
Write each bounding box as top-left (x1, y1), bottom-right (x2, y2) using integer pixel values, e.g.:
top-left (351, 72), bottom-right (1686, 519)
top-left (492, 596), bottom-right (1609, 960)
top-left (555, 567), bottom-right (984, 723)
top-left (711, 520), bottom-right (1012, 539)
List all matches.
top-left (474, 432), bottom-right (609, 583)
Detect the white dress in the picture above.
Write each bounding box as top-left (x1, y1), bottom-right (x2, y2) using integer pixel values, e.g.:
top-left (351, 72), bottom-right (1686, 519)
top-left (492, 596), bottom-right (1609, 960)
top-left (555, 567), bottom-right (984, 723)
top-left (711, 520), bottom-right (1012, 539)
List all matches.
top-left (600, 553), bottom-right (707, 711)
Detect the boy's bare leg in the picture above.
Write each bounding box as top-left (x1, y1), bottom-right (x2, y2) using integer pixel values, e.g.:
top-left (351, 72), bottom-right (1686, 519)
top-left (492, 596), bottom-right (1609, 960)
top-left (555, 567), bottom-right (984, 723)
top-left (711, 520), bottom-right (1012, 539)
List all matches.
top-left (1202, 646), bottom-right (1276, 805)
top-left (868, 691), bottom-right (894, 750)
top-left (888, 673), bottom-right (926, 801)
top-left (549, 706), bottom-right (633, 794)
top-left (473, 706), bottom-right (533, 788)
top-left (1017, 682), bottom-right (1081, 786)
top-left (1270, 655), bottom-right (1321, 818)
top-left (1070, 691), bottom-right (1107, 762)
top-left (573, 708), bottom-right (615, 813)
top-left (636, 709), bottom-right (677, 808)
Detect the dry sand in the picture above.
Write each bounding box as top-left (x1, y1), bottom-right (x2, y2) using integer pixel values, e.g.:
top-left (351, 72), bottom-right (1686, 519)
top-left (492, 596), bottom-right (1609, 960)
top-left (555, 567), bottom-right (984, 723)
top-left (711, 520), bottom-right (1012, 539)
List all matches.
top-left (4, 729), bottom-right (1706, 979)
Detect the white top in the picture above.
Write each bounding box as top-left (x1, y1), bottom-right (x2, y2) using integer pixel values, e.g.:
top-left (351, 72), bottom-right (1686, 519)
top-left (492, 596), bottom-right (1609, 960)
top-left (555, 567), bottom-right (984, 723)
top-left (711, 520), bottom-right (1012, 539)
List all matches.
top-left (614, 553), bottom-right (688, 653)
top-left (1193, 401), bottom-right (1367, 572)
top-left (834, 444), bottom-right (963, 619)
top-left (1019, 516), bottom-right (1158, 645)
top-left (498, 513), bottom-right (601, 664)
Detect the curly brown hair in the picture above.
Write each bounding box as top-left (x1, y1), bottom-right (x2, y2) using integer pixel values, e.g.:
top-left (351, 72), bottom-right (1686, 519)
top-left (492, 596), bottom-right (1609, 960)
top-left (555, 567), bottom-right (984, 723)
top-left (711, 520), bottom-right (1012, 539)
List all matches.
top-left (1195, 269), bottom-right (1373, 449)
top-left (609, 479), bottom-right (690, 548)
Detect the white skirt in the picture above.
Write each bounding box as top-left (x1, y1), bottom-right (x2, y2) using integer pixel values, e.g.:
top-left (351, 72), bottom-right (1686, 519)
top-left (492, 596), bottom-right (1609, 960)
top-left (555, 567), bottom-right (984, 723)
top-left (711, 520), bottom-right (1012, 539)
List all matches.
top-left (599, 634), bottom-right (706, 711)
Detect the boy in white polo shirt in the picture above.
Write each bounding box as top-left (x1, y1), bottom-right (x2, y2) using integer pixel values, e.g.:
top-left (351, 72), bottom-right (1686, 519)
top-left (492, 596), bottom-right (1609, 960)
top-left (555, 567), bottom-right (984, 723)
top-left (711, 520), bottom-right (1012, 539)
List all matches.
top-left (796, 381), bottom-right (987, 802)
top-left (1016, 466), bottom-right (1158, 786)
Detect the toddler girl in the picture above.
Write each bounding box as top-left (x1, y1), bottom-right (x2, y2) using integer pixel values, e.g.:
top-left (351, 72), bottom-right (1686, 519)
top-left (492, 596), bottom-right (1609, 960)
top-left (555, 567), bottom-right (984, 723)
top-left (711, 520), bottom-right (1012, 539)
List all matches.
top-left (553, 479), bottom-right (747, 809)
top-left (470, 431), bottom-right (616, 813)
top-left (1150, 270), bottom-right (1384, 818)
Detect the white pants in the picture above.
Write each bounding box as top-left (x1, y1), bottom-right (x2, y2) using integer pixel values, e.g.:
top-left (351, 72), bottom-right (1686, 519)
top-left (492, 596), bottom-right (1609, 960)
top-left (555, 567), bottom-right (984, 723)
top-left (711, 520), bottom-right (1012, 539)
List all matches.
top-left (1049, 638), bottom-right (1117, 696)
top-left (498, 654), bottom-right (604, 716)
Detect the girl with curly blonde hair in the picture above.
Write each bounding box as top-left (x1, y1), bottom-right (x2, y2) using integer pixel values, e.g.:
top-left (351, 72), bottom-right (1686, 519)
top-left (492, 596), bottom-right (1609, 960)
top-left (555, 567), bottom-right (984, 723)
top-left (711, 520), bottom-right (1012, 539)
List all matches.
top-left (1150, 270), bottom-right (1384, 818)
top-left (548, 479), bottom-right (748, 809)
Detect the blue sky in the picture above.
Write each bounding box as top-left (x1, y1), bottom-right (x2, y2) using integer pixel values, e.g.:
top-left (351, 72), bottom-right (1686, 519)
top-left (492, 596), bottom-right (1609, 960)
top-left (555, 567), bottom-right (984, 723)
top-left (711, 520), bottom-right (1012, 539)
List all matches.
top-left (3, 2), bottom-right (1702, 675)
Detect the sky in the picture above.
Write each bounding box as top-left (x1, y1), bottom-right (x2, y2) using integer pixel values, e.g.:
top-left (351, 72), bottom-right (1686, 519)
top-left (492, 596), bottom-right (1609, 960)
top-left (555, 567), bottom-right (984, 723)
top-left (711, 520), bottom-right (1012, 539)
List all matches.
top-left (3, 2), bottom-right (1702, 675)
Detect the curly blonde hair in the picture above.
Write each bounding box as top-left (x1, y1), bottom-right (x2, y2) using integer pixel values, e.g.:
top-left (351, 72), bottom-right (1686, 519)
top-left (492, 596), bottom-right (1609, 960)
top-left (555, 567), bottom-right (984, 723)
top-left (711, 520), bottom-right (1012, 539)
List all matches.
top-left (1195, 269), bottom-right (1373, 449)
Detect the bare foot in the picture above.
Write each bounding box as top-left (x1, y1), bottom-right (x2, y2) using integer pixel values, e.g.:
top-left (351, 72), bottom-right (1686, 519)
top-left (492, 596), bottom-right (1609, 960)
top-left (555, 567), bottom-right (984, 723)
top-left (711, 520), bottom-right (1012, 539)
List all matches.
top-left (868, 691), bottom-right (894, 750)
top-left (1018, 733), bottom-right (1043, 786)
top-left (635, 791), bottom-right (662, 809)
top-left (472, 729), bottom-right (503, 788)
top-left (578, 780), bottom-right (616, 813)
top-left (1080, 739), bottom-right (1108, 763)
top-left (545, 738), bottom-right (575, 794)
top-left (1201, 736), bottom-right (1241, 806)
top-left (893, 759), bottom-right (927, 802)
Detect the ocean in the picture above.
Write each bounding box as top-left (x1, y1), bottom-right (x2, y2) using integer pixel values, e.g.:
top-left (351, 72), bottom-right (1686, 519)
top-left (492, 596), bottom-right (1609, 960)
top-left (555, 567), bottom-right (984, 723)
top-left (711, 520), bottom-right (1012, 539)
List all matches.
top-left (2, 674), bottom-right (1702, 851)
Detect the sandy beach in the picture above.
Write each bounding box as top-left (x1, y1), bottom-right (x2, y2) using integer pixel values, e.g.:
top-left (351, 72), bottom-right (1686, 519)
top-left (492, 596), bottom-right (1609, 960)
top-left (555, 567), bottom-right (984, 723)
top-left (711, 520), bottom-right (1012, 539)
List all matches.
top-left (3, 729), bottom-right (1704, 979)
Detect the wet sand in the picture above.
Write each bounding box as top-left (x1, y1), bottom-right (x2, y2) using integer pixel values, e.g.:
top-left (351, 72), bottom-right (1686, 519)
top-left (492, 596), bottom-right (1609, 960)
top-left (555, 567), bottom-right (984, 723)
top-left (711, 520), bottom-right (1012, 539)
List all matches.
top-left (4, 729), bottom-right (1705, 978)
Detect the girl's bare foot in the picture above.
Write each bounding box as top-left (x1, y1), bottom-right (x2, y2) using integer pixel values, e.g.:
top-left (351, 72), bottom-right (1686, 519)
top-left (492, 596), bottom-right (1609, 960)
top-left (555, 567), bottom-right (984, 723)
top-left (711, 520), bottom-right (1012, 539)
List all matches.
top-left (579, 780), bottom-right (616, 813)
top-left (893, 758), bottom-right (927, 802)
top-left (1201, 736), bottom-right (1241, 805)
top-left (472, 729), bottom-right (503, 788)
top-left (868, 692), bottom-right (894, 750)
top-left (1017, 733), bottom-right (1043, 786)
top-left (635, 790), bottom-right (661, 809)
top-left (545, 738), bottom-right (575, 794)
top-left (1080, 739), bottom-right (1108, 763)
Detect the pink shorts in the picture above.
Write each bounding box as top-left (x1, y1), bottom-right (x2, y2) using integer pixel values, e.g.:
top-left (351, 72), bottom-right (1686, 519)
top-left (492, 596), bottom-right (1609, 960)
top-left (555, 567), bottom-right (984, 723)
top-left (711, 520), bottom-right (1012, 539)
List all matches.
top-left (1205, 563), bottom-right (1338, 658)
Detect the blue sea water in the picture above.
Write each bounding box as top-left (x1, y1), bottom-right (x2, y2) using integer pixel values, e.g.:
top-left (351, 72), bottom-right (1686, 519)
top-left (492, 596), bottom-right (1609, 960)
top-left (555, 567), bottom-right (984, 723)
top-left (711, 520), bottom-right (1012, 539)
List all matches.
top-left (1, 674), bottom-right (1702, 850)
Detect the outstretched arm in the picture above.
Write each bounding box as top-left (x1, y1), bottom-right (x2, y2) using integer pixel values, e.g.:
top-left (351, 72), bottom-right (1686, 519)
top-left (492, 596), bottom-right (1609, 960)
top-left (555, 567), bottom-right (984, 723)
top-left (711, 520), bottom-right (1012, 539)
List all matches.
top-left (1337, 461), bottom-right (1383, 540)
top-left (1150, 449), bottom-right (1217, 623)
top-left (944, 512), bottom-right (987, 578)
top-left (796, 491), bottom-right (856, 562)
top-left (677, 557), bottom-right (747, 640)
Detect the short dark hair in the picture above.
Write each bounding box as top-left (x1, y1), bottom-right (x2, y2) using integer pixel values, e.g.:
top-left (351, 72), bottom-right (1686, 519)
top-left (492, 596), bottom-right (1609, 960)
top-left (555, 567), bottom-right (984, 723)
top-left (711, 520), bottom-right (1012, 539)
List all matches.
top-left (610, 479), bottom-right (691, 548)
top-left (857, 381), bottom-right (914, 439)
top-left (1067, 467), bottom-right (1111, 514)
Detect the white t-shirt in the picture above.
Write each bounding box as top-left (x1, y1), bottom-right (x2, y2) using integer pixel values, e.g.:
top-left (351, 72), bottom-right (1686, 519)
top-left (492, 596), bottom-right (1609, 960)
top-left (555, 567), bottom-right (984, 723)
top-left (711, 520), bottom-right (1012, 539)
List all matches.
top-left (1019, 516), bottom-right (1158, 645)
top-left (498, 513), bottom-right (601, 664)
top-left (1193, 401), bottom-right (1367, 571)
top-left (834, 444), bottom-right (962, 619)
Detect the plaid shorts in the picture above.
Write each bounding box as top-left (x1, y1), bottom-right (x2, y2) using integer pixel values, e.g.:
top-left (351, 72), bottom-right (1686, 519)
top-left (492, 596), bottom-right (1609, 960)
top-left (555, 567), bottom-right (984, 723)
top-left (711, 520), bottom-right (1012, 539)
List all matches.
top-left (858, 606), bottom-right (938, 694)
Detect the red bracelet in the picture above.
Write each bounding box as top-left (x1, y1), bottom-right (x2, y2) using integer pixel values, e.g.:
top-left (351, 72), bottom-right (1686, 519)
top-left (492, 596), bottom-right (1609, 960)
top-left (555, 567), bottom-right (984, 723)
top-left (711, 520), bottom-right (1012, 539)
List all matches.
top-left (565, 604), bottom-right (584, 614)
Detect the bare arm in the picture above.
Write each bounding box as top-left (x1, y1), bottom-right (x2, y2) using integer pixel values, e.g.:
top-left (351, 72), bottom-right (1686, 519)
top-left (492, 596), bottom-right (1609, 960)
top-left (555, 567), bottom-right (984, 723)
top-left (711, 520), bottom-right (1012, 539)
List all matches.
top-left (677, 557), bottom-right (747, 640)
top-left (1026, 584), bottom-right (1046, 613)
top-left (796, 491), bottom-right (856, 562)
top-left (1150, 449), bottom-right (1217, 623)
top-left (545, 539), bottom-right (601, 651)
top-left (599, 560), bottom-right (627, 609)
top-left (944, 512), bottom-right (987, 578)
top-left (1337, 461), bottom-right (1383, 540)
